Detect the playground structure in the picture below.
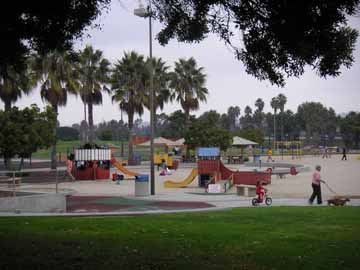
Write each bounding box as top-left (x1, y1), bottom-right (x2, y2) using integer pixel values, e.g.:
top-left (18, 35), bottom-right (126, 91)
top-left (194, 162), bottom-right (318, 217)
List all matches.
top-left (154, 153), bottom-right (173, 168)
top-left (73, 148), bottom-right (111, 180)
top-left (164, 147), bottom-right (271, 191)
top-left (164, 168), bottom-right (198, 188)
top-left (273, 141), bottom-right (302, 159)
top-left (111, 157), bottom-right (139, 177)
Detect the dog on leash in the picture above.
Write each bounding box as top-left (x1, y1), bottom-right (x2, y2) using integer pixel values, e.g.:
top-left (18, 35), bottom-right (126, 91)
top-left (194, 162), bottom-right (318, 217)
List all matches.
top-left (327, 196), bottom-right (350, 206)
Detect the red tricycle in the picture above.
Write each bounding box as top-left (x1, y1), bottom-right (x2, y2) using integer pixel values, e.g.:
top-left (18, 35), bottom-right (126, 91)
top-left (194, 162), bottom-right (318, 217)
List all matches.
top-left (252, 191), bottom-right (272, 206)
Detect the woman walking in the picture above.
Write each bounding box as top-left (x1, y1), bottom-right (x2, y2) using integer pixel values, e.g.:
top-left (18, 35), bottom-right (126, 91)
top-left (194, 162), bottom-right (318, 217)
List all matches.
top-left (308, 165), bottom-right (325, 205)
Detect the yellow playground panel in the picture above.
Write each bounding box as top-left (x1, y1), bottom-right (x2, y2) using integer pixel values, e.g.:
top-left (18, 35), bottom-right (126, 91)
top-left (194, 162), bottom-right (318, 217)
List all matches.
top-left (273, 141), bottom-right (302, 159)
top-left (154, 153), bottom-right (173, 167)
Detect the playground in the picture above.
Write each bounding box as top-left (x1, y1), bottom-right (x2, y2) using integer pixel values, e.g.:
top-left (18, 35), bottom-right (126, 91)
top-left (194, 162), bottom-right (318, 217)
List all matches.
top-left (1, 152), bottom-right (360, 214)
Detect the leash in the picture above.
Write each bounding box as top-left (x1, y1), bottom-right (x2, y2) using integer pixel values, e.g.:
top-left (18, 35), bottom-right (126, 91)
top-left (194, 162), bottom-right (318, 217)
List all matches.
top-left (323, 182), bottom-right (338, 196)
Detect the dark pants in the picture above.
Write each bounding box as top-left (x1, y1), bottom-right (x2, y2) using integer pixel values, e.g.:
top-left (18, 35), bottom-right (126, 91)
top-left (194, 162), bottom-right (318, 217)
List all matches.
top-left (309, 183), bottom-right (322, 204)
top-left (342, 154), bottom-right (347, 160)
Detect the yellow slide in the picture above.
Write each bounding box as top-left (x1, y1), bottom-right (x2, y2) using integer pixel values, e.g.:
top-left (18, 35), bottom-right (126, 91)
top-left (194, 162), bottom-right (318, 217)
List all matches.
top-left (111, 158), bottom-right (139, 177)
top-left (164, 168), bottom-right (198, 188)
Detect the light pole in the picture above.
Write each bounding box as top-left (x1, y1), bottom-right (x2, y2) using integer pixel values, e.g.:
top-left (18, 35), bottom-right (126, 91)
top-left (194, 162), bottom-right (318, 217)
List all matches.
top-left (134, 1), bottom-right (155, 195)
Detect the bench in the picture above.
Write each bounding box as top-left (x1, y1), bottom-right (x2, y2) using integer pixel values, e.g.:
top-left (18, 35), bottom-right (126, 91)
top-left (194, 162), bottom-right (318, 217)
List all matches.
top-left (236, 184), bottom-right (256, 197)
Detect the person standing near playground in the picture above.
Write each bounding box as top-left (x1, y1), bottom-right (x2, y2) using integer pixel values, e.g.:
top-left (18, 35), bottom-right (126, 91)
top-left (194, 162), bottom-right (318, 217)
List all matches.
top-left (341, 147), bottom-right (347, 161)
top-left (308, 165), bottom-right (325, 205)
top-left (267, 148), bottom-right (274, 162)
top-left (65, 155), bottom-right (75, 181)
top-left (322, 147), bottom-right (328, 159)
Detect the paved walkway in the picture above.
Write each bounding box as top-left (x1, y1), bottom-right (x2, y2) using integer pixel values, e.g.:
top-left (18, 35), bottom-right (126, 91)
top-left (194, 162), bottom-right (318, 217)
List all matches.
top-left (1, 194), bottom-right (359, 217)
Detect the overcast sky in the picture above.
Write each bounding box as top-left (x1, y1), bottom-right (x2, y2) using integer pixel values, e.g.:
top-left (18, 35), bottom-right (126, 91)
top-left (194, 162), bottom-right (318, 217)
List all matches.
top-left (4, 0), bottom-right (360, 126)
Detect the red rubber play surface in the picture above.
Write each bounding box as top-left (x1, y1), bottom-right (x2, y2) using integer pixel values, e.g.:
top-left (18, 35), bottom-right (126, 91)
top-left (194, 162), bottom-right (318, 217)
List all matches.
top-left (66, 195), bottom-right (214, 213)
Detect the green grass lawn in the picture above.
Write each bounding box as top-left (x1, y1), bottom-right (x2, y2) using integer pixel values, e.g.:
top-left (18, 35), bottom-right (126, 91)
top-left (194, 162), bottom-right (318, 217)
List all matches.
top-left (1, 207), bottom-right (359, 270)
top-left (32, 140), bottom-right (124, 159)
top-left (32, 140), bottom-right (171, 160)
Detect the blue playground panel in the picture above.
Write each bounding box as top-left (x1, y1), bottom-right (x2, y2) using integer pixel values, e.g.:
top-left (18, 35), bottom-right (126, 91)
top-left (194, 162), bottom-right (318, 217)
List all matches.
top-left (198, 147), bottom-right (220, 157)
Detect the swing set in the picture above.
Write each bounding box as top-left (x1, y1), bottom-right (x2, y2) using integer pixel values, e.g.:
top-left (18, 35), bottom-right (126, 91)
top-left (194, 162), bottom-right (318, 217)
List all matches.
top-left (273, 141), bottom-right (302, 159)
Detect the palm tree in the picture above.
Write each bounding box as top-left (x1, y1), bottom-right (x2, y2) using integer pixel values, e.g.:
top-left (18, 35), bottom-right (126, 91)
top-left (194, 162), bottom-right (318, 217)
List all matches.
top-left (0, 64), bottom-right (34, 111)
top-left (254, 98), bottom-right (265, 129)
top-left (270, 96), bottom-right (280, 144)
top-left (277, 93), bottom-right (287, 142)
top-left (110, 51), bottom-right (147, 163)
top-left (77, 45), bottom-right (110, 144)
top-left (144, 57), bottom-right (171, 129)
top-left (32, 50), bottom-right (78, 169)
top-left (227, 106), bottom-right (241, 131)
top-left (170, 57), bottom-right (208, 129)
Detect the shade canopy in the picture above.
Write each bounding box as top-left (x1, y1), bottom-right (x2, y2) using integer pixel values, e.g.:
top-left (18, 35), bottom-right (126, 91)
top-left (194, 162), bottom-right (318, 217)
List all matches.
top-left (232, 136), bottom-right (258, 146)
top-left (137, 137), bottom-right (177, 146)
top-left (167, 138), bottom-right (185, 146)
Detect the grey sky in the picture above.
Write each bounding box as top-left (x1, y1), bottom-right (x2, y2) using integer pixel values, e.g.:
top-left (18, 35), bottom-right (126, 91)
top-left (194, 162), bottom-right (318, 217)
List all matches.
top-left (4, 0), bottom-right (360, 126)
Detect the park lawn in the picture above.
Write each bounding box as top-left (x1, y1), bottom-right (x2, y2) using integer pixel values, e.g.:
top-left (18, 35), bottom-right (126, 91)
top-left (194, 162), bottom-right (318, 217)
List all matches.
top-left (32, 140), bottom-right (123, 159)
top-left (0, 207), bottom-right (359, 270)
top-left (32, 140), bottom-right (172, 160)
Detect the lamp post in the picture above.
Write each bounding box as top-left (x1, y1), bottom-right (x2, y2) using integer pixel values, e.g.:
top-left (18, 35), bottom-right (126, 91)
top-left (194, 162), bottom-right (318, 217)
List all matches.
top-left (134, 1), bottom-right (155, 195)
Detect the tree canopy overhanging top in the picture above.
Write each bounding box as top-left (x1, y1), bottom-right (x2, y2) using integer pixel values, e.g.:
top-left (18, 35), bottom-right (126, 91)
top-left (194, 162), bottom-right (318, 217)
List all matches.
top-left (1, 0), bottom-right (111, 73)
top-left (152, 0), bottom-right (360, 86)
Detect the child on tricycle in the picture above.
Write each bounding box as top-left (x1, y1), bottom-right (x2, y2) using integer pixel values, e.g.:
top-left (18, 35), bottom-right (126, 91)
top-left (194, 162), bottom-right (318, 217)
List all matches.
top-left (252, 181), bottom-right (272, 206)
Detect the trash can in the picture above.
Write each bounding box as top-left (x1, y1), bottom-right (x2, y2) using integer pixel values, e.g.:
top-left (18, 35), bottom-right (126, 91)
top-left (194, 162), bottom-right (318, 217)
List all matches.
top-left (135, 174), bottom-right (149, 196)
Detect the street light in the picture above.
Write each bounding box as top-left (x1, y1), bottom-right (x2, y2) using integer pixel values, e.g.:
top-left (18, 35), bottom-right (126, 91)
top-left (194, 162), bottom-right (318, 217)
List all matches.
top-left (134, 0), bottom-right (155, 195)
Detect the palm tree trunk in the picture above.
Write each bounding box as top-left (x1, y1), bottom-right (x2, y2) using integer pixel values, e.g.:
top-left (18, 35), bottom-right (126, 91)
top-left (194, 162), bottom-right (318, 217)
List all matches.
top-left (128, 112), bottom-right (134, 164)
top-left (4, 99), bottom-right (11, 111)
top-left (88, 102), bottom-right (94, 144)
top-left (84, 102), bottom-right (87, 123)
top-left (50, 105), bottom-right (58, 169)
top-left (184, 109), bottom-right (191, 159)
top-left (281, 112), bottom-right (284, 141)
top-left (83, 102), bottom-right (87, 142)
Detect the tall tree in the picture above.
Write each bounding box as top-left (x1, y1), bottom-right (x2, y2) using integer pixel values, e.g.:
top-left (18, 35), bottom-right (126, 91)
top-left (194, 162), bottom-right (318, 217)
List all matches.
top-left (144, 57), bottom-right (172, 131)
top-left (2, 1), bottom-right (111, 81)
top-left (0, 105), bottom-right (56, 170)
top-left (32, 50), bottom-right (78, 169)
top-left (241, 106), bottom-right (253, 129)
top-left (340, 112), bottom-right (360, 149)
top-left (254, 98), bottom-right (265, 129)
top-left (152, 0), bottom-right (359, 86)
top-left (144, 57), bottom-right (171, 112)
top-left (297, 102), bottom-right (329, 144)
top-left (0, 63), bottom-right (34, 111)
top-left (111, 51), bottom-right (147, 163)
top-left (77, 45), bottom-right (110, 144)
top-left (277, 93), bottom-right (287, 142)
top-left (270, 97), bottom-right (280, 142)
top-left (160, 110), bottom-right (189, 138)
top-left (170, 57), bottom-right (208, 130)
top-left (198, 110), bottom-right (221, 127)
top-left (227, 106), bottom-right (241, 131)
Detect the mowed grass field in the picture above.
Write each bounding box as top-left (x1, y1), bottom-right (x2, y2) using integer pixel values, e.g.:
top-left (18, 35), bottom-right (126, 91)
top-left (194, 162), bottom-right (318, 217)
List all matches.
top-left (1, 207), bottom-right (359, 270)
top-left (32, 140), bottom-right (155, 159)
